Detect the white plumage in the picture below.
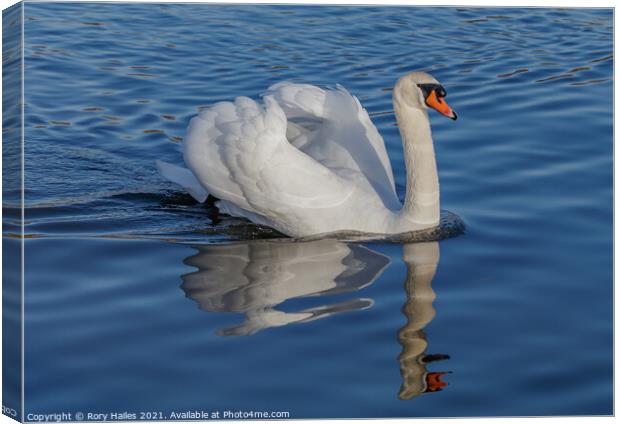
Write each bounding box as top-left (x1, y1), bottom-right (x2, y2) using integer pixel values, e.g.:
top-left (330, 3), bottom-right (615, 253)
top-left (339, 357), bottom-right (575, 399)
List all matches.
top-left (158, 72), bottom-right (456, 237)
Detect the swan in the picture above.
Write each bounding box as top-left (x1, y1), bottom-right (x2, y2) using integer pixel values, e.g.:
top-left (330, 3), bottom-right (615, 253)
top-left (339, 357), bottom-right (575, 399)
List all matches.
top-left (157, 71), bottom-right (457, 238)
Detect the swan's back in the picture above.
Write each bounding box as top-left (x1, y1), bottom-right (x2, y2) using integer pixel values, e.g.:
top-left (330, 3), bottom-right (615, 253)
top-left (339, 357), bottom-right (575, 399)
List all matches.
top-left (162, 83), bottom-right (402, 237)
top-left (182, 94), bottom-right (362, 236)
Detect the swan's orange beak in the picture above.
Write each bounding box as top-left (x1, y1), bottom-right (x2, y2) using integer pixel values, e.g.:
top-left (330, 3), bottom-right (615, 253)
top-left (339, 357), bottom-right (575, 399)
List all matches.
top-left (425, 90), bottom-right (457, 120)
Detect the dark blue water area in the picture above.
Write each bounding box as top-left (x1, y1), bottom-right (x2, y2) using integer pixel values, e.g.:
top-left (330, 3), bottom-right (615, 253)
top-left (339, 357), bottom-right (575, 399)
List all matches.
top-left (17, 3), bottom-right (612, 418)
top-left (3, 4), bottom-right (24, 420)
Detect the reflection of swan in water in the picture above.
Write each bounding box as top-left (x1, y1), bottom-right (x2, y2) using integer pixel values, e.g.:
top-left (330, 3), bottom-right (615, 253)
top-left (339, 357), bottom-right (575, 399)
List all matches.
top-left (181, 239), bottom-right (390, 336)
top-left (398, 242), bottom-right (450, 399)
top-left (180, 238), bottom-right (450, 398)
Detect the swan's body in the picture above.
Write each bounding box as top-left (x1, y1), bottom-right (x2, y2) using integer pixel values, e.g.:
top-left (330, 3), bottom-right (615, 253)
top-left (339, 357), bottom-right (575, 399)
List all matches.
top-left (158, 72), bottom-right (456, 238)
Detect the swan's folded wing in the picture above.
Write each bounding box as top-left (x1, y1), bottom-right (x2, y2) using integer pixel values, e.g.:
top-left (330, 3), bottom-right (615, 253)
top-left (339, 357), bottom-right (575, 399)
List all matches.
top-left (267, 82), bottom-right (400, 210)
top-left (182, 95), bottom-right (355, 234)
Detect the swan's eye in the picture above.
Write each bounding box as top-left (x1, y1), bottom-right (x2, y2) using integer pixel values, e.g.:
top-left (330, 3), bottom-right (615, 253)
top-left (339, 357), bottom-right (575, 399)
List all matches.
top-left (417, 83), bottom-right (434, 99)
top-left (417, 83), bottom-right (446, 100)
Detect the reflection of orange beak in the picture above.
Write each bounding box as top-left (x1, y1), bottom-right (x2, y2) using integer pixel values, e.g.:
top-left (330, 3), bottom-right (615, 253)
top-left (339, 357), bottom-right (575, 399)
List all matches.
top-left (425, 90), bottom-right (457, 120)
top-left (424, 372), bottom-right (449, 392)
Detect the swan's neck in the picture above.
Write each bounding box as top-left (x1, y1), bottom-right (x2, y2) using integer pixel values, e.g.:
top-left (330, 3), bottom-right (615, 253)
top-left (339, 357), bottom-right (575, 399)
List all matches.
top-left (394, 99), bottom-right (440, 228)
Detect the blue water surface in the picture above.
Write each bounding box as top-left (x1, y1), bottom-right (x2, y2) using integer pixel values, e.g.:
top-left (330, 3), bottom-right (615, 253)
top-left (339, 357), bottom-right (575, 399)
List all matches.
top-left (10, 3), bottom-right (614, 418)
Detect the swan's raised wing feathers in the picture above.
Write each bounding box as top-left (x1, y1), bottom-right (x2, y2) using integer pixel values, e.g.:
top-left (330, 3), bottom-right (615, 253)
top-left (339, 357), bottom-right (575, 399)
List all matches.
top-left (267, 83), bottom-right (399, 209)
top-left (182, 95), bottom-right (355, 235)
top-left (267, 82), bottom-right (327, 119)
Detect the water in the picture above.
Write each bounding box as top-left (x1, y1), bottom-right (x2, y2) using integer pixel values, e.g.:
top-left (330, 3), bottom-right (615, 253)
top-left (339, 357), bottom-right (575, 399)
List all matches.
top-left (5, 3), bottom-right (613, 418)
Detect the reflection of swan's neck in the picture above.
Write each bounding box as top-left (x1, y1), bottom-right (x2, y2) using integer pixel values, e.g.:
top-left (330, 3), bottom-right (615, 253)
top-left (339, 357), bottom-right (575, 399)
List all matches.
top-left (393, 91), bottom-right (440, 229)
top-left (399, 242), bottom-right (447, 400)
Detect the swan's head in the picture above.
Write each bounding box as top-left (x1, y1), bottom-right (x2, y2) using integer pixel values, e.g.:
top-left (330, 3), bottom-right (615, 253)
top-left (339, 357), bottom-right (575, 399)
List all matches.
top-left (395, 72), bottom-right (457, 121)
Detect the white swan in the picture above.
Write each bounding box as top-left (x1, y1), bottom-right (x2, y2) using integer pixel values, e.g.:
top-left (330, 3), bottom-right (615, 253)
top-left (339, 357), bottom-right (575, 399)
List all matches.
top-left (157, 72), bottom-right (457, 238)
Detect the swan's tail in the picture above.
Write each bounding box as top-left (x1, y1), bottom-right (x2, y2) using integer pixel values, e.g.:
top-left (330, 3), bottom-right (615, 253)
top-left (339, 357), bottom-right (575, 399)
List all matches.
top-left (156, 160), bottom-right (209, 203)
